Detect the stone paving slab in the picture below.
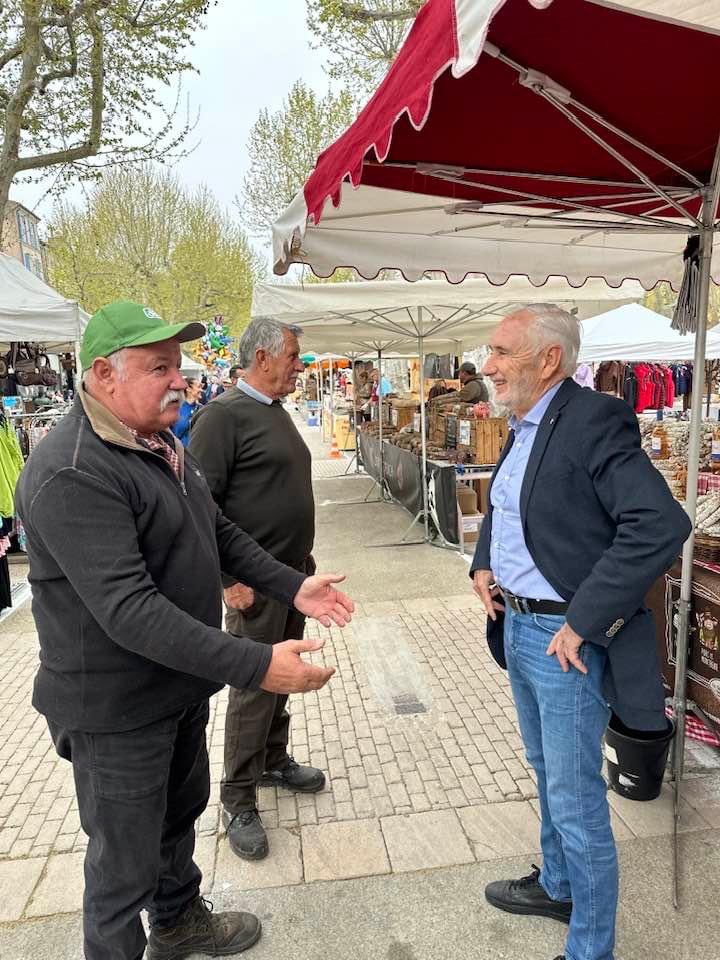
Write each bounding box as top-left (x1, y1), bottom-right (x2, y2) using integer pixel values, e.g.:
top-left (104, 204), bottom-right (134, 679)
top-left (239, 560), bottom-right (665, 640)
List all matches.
top-left (25, 851), bottom-right (84, 918)
top-left (380, 809), bottom-right (474, 874)
top-left (0, 856), bottom-right (45, 922)
top-left (457, 799), bottom-right (542, 860)
top-left (214, 828), bottom-right (302, 891)
top-left (301, 819), bottom-right (390, 882)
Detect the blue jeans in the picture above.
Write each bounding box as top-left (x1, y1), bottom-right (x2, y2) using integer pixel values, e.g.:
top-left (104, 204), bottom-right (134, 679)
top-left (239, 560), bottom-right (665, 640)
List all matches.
top-left (504, 606), bottom-right (617, 960)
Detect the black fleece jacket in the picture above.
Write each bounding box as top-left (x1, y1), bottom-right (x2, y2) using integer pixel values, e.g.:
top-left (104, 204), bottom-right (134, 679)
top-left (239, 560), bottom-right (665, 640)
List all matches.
top-left (16, 389), bottom-right (306, 733)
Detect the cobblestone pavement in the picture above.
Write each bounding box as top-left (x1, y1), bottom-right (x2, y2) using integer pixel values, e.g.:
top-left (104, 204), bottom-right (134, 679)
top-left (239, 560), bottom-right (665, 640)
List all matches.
top-left (0, 596), bottom-right (532, 866)
top-left (1, 418), bottom-right (719, 932)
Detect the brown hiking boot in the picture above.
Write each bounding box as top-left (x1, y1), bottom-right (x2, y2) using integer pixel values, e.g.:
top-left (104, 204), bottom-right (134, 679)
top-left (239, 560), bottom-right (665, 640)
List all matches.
top-left (146, 896), bottom-right (261, 959)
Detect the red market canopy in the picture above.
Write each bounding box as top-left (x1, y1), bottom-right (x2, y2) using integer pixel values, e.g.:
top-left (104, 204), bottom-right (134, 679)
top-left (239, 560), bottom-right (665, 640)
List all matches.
top-left (273, 0), bottom-right (720, 288)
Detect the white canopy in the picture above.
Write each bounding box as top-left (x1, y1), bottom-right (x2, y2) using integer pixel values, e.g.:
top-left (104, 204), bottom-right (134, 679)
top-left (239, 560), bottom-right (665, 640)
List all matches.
top-left (0, 253), bottom-right (89, 348)
top-left (276, 186), bottom-right (720, 290)
top-left (579, 303), bottom-right (720, 362)
top-left (253, 276), bottom-right (642, 356)
top-left (180, 353), bottom-right (206, 376)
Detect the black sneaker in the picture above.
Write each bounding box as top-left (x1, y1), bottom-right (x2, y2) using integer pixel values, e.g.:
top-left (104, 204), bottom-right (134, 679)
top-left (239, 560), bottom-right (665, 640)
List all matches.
top-left (485, 864), bottom-right (572, 924)
top-left (259, 757), bottom-right (325, 793)
top-left (222, 808), bottom-right (269, 861)
top-left (146, 896), bottom-right (261, 959)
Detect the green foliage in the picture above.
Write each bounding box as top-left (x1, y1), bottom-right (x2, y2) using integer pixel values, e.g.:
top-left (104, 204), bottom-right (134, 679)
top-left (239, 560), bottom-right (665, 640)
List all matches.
top-left (644, 282), bottom-right (720, 328)
top-left (306, 0), bottom-right (422, 95)
top-left (48, 166), bottom-right (263, 337)
top-left (0, 1), bottom-right (212, 221)
top-left (240, 79), bottom-right (355, 239)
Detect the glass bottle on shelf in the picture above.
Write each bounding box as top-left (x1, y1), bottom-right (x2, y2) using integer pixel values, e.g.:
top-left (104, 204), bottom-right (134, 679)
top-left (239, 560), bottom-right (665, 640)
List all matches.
top-left (651, 409), bottom-right (670, 460)
top-left (711, 411), bottom-right (720, 474)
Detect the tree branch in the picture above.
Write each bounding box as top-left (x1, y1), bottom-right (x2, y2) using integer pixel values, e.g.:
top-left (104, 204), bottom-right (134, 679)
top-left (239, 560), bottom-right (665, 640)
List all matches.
top-left (38, 18), bottom-right (78, 92)
top-left (0, 42), bottom-right (24, 71)
top-left (336, 2), bottom-right (420, 23)
top-left (14, 4), bottom-right (104, 174)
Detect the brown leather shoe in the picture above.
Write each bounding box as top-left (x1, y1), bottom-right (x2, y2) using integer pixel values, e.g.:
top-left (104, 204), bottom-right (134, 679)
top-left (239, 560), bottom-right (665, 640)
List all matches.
top-left (146, 896), bottom-right (261, 959)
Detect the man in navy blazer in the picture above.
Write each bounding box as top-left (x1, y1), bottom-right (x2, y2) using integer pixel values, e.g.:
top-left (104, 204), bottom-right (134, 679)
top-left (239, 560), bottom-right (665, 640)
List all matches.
top-left (471, 305), bottom-right (691, 960)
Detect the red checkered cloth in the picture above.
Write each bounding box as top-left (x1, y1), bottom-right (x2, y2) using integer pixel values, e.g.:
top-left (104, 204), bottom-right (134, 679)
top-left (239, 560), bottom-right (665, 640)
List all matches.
top-left (127, 427), bottom-right (180, 478)
top-left (698, 472), bottom-right (720, 495)
top-left (665, 706), bottom-right (720, 747)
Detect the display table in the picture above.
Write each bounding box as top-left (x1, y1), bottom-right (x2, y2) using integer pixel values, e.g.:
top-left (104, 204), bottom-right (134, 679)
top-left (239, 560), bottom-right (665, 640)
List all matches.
top-left (646, 558), bottom-right (720, 740)
top-left (357, 431), bottom-right (493, 549)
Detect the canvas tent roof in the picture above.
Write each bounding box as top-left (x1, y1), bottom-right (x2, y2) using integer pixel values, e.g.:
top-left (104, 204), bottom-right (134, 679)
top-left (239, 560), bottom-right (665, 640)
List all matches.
top-left (273, 0), bottom-right (720, 288)
top-left (579, 303), bottom-right (720, 361)
top-left (252, 276), bottom-right (642, 356)
top-left (0, 253), bottom-right (88, 349)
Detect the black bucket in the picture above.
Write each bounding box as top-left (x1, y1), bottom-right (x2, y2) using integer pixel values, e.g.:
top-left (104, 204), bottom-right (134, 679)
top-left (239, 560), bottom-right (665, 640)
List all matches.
top-left (604, 714), bottom-right (675, 802)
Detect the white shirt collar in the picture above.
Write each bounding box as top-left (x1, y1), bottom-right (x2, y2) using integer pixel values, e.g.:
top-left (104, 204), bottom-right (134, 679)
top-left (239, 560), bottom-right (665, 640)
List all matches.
top-left (236, 379), bottom-right (273, 406)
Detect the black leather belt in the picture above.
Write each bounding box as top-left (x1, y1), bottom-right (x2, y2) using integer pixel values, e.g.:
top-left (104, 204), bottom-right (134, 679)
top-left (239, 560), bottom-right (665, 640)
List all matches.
top-left (501, 589), bottom-right (569, 616)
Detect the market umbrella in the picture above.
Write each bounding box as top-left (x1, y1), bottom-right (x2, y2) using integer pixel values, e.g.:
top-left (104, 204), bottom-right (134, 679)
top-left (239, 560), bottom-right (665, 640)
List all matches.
top-left (254, 275), bottom-right (641, 536)
top-left (272, 0), bottom-right (720, 901)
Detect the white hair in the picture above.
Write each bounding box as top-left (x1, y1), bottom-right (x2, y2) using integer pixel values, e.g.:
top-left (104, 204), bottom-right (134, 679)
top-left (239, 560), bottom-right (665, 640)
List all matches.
top-left (520, 303), bottom-right (581, 377)
top-left (239, 318), bottom-right (302, 370)
top-left (82, 347), bottom-right (131, 384)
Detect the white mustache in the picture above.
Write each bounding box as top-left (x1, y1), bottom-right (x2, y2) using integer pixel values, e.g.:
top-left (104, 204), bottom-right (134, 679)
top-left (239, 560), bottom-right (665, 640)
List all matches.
top-left (160, 390), bottom-right (185, 412)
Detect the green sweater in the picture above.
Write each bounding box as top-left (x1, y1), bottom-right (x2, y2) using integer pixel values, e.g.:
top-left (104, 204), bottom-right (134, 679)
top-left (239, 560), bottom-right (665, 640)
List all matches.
top-left (190, 390), bottom-right (314, 570)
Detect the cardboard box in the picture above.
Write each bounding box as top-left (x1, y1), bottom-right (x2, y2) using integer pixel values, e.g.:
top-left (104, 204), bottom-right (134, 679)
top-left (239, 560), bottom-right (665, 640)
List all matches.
top-left (456, 484), bottom-right (478, 515)
top-left (473, 477), bottom-right (491, 515)
top-left (391, 405), bottom-right (416, 430)
top-left (461, 512), bottom-right (483, 544)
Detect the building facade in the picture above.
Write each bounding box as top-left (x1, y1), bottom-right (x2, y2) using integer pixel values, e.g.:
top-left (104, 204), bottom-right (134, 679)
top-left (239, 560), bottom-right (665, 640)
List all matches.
top-left (1, 201), bottom-right (47, 281)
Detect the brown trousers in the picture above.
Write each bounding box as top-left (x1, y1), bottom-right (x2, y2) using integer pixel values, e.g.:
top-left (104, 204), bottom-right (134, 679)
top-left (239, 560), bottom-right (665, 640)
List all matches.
top-left (221, 558), bottom-right (312, 814)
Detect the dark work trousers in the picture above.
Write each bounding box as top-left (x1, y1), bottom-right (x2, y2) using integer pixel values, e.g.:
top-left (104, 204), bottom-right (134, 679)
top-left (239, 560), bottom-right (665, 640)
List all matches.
top-left (221, 558), bottom-right (312, 815)
top-left (48, 699), bottom-right (210, 960)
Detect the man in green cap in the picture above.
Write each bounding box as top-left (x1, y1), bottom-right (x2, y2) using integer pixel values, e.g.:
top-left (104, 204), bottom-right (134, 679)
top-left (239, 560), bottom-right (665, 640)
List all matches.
top-left (16, 300), bottom-right (354, 960)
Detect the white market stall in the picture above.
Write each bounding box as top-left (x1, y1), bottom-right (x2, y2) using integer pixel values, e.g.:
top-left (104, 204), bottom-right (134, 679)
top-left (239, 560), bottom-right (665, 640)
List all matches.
top-left (272, 0), bottom-right (720, 892)
top-left (253, 276), bottom-right (642, 538)
top-left (0, 252), bottom-right (88, 352)
top-left (579, 303), bottom-right (720, 362)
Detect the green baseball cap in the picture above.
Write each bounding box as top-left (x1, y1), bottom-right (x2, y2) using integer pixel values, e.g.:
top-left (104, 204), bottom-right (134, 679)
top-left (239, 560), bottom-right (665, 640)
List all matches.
top-left (80, 300), bottom-right (206, 368)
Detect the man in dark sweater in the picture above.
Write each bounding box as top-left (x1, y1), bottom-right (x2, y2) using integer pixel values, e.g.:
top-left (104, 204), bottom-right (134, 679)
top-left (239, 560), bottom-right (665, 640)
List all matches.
top-left (17, 301), bottom-right (353, 960)
top-left (190, 318), bottom-right (321, 862)
top-left (429, 361), bottom-right (489, 405)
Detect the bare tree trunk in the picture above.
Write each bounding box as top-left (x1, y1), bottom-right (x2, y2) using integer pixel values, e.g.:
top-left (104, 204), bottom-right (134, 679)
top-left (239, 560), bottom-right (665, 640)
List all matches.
top-left (0, 1), bottom-right (43, 245)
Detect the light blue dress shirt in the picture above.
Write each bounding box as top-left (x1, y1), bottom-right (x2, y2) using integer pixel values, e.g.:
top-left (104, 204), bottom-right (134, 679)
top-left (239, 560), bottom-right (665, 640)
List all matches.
top-left (490, 382), bottom-right (565, 601)
top-left (236, 379), bottom-right (273, 405)
top-left (378, 375), bottom-right (393, 397)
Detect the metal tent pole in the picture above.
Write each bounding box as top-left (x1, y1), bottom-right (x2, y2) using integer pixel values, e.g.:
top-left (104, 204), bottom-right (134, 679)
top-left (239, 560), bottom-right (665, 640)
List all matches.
top-left (377, 349), bottom-right (387, 500)
top-left (329, 355), bottom-right (335, 448)
top-left (418, 315), bottom-right (430, 540)
top-left (671, 190), bottom-right (715, 909)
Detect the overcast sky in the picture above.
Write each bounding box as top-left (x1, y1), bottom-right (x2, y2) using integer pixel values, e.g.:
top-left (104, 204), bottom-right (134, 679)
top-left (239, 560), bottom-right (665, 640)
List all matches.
top-left (13, 2), bottom-right (329, 239)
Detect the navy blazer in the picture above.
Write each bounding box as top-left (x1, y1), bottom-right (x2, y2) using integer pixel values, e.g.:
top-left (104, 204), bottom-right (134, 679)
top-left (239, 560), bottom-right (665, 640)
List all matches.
top-left (471, 378), bottom-right (692, 730)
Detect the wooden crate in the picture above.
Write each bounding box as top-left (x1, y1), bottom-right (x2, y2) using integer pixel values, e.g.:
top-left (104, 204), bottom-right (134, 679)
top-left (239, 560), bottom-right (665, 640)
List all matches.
top-left (472, 418), bottom-right (509, 464)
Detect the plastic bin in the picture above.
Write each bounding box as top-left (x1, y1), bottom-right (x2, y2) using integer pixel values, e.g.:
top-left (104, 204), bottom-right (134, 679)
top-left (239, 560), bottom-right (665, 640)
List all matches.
top-left (604, 713), bottom-right (675, 802)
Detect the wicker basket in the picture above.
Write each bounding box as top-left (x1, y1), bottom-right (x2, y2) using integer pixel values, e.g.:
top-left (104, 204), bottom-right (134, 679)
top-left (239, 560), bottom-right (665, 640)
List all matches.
top-left (694, 534), bottom-right (720, 564)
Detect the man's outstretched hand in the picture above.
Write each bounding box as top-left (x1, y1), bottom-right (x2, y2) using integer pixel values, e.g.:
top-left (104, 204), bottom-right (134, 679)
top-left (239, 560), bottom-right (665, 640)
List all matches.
top-left (294, 574), bottom-right (354, 627)
top-left (260, 636), bottom-right (335, 693)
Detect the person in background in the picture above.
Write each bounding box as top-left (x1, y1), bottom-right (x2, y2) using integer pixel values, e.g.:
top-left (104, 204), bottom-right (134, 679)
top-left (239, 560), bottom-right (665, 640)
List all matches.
top-left (354, 369), bottom-right (372, 422)
top-left (190, 317), bottom-right (324, 864)
top-left (172, 377), bottom-right (203, 447)
top-left (428, 378), bottom-right (450, 401)
top-left (204, 375), bottom-right (225, 403)
top-left (228, 365), bottom-right (242, 387)
top-left (430, 361), bottom-right (489, 405)
top-left (172, 378), bottom-right (203, 447)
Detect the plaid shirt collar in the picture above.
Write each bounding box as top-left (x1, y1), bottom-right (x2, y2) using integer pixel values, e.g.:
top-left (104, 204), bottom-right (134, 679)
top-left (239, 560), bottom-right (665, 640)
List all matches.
top-left (125, 425), bottom-right (180, 478)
